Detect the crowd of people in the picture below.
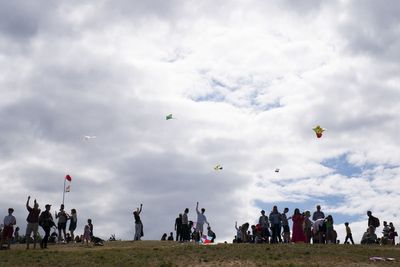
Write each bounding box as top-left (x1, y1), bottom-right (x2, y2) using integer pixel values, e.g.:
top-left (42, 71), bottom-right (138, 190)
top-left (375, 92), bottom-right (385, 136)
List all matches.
top-left (233, 205), bottom-right (398, 246)
top-left (1, 200), bottom-right (399, 249)
top-left (0, 196), bottom-right (99, 250)
top-left (158, 202), bottom-right (216, 243)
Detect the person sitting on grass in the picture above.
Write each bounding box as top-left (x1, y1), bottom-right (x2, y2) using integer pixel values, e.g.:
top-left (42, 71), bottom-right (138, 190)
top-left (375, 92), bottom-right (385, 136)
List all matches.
top-left (167, 232), bottom-right (174, 241)
top-left (361, 226), bottom-right (378, 244)
top-left (207, 226), bottom-right (216, 243)
top-left (161, 233), bottom-right (167, 241)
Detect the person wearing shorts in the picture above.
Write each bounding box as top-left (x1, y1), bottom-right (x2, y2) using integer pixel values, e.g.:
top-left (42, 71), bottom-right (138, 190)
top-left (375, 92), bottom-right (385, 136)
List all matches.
top-left (1, 208), bottom-right (16, 249)
top-left (25, 196), bottom-right (41, 249)
top-left (195, 202), bottom-right (209, 238)
top-left (55, 204), bottom-right (69, 243)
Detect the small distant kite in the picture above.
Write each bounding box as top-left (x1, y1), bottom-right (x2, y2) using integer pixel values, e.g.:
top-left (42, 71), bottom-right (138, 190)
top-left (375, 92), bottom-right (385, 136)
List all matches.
top-left (166, 114), bottom-right (174, 120)
top-left (312, 125), bottom-right (326, 138)
top-left (83, 135), bottom-right (97, 140)
top-left (275, 168), bottom-right (280, 173)
top-left (214, 164), bottom-right (223, 171)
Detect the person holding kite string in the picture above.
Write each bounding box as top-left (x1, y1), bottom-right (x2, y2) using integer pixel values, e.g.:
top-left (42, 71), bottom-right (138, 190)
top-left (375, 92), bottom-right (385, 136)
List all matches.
top-left (133, 204), bottom-right (143, 241)
top-left (25, 196), bottom-right (41, 249)
top-left (195, 202), bottom-right (209, 237)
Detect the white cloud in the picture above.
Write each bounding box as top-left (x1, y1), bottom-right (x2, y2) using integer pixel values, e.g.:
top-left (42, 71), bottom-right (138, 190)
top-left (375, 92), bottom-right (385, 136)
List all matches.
top-left (0, 0), bottom-right (399, 243)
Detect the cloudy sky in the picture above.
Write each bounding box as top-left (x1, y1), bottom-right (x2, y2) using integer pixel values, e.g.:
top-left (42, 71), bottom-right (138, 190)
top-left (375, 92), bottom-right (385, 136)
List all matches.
top-left (1, 0), bottom-right (399, 243)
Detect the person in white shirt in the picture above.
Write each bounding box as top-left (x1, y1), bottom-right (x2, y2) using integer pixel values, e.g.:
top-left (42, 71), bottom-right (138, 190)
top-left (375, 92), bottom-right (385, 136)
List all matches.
top-left (312, 205), bottom-right (325, 221)
top-left (1, 208), bottom-right (16, 249)
top-left (195, 202), bottom-right (209, 237)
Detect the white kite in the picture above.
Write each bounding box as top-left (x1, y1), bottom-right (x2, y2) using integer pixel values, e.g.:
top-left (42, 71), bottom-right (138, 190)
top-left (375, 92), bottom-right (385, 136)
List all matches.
top-left (83, 135), bottom-right (97, 140)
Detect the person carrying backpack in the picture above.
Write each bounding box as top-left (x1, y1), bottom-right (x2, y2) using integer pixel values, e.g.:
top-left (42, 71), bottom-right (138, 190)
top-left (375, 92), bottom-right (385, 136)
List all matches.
top-left (39, 204), bottom-right (56, 249)
top-left (367, 211), bottom-right (380, 231)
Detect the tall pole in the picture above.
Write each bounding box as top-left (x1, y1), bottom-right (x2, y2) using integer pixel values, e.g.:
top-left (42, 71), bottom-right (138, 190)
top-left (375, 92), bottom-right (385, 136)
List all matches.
top-left (62, 176), bottom-right (66, 205)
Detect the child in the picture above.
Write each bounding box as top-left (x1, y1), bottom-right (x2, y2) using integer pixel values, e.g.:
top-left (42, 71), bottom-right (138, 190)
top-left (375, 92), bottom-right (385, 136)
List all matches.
top-left (344, 222), bottom-right (354, 244)
top-left (82, 219), bottom-right (92, 246)
top-left (13, 227), bottom-right (20, 243)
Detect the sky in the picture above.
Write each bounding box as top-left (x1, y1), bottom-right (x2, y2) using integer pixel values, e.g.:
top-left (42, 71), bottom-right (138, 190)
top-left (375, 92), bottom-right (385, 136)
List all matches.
top-left (0, 0), bottom-right (399, 243)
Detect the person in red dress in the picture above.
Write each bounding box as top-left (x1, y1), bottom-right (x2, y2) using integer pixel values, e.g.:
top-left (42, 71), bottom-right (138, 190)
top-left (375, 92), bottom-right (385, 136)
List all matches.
top-left (291, 208), bottom-right (306, 243)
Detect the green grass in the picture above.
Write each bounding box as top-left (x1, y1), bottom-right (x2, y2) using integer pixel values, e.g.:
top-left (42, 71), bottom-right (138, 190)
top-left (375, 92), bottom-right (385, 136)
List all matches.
top-left (1, 241), bottom-right (400, 266)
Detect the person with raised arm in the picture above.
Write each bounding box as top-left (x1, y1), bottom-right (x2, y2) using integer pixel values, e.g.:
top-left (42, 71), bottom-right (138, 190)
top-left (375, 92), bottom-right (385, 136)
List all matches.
top-left (195, 202), bottom-right (209, 237)
top-left (25, 196), bottom-right (41, 249)
top-left (133, 204), bottom-right (143, 240)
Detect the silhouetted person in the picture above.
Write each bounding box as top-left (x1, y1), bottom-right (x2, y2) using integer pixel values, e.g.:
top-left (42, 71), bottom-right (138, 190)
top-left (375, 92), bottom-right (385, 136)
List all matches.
top-left (367, 211), bottom-right (380, 231)
top-left (195, 202), bottom-right (209, 237)
top-left (1, 208), bottom-right (16, 249)
top-left (133, 204), bottom-right (143, 240)
top-left (207, 226), bottom-right (216, 243)
top-left (25, 196), bottom-right (40, 249)
top-left (182, 208), bottom-right (189, 241)
top-left (55, 204), bottom-right (69, 243)
top-left (175, 214), bottom-right (183, 241)
top-left (68, 209), bottom-right (77, 241)
top-left (344, 222), bottom-right (354, 244)
top-left (312, 205), bottom-right (325, 221)
top-left (259, 210), bottom-right (270, 242)
top-left (161, 233), bottom-right (167, 241)
top-left (167, 232), bottom-right (174, 241)
top-left (39, 204), bottom-right (55, 249)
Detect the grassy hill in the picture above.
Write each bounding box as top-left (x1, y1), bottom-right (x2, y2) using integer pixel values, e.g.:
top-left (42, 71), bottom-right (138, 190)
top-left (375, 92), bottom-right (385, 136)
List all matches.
top-left (1, 241), bottom-right (400, 266)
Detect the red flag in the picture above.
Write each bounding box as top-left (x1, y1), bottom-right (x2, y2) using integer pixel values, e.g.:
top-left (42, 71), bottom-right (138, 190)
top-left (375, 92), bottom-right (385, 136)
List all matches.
top-left (66, 175), bottom-right (72, 181)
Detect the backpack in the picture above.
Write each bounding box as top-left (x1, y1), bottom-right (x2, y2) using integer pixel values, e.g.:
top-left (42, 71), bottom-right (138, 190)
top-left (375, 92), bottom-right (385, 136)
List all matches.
top-left (38, 212), bottom-right (44, 227)
top-left (372, 216), bottom-right (380, 228)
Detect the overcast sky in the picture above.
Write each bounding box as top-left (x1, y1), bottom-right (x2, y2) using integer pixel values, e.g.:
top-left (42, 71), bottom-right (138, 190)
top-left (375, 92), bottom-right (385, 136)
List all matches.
top-left (1, 0), bottom-right (399, 243)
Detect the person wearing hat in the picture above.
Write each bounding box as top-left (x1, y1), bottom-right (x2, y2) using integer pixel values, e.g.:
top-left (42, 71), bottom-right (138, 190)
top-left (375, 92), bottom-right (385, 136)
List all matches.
top-left (0, 208), bottom-right (16, 249)
top-left (39, 204), bottom-right (55, 249)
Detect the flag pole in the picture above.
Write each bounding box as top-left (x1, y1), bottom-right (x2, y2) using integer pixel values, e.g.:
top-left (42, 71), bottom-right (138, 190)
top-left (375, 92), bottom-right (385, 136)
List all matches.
top-left (62, 176), bottom-right (66, 205)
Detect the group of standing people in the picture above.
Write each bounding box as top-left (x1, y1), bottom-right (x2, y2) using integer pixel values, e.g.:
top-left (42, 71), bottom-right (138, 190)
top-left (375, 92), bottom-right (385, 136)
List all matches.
top-left (132, 202), bottom-right (216, 243)
top-left (234, 205), bottom-right (341, 244)
top-left (172, 202), bottom-right (216, 243)
top-left (3, 199), bottom-right (399, 247)
top-left (234, 205), bottom-right (399, 245)
top-left (0, 196), bottom-right (95, 250)
top-left (360, 211), bottom-right (397, 245)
